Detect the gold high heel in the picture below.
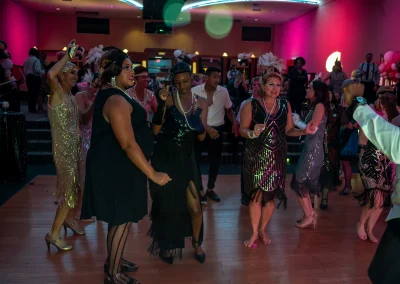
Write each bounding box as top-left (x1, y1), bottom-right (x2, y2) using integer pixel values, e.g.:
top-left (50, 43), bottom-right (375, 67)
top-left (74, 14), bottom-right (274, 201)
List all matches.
top-left (45, 233), bottom-right (73, 251)
top-left (63, 221), bottom-right (85, 235)
top-left (296, 211), bottom-right (317, 229)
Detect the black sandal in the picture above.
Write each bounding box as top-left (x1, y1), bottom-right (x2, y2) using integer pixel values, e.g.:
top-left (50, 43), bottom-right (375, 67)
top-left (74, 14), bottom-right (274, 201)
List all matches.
top-left (104, 258), bottom-right (138, 273)
top-left (104, 272), bottom-right (140, 284)
top-left (192, 239), bottom-right (205, 263)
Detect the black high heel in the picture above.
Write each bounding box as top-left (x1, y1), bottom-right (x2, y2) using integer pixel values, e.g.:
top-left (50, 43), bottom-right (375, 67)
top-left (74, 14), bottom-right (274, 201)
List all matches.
top-left (159, 250), bottom-right (173, 264)
top-left (192, 239), bottom-right (205, 263)
top-left (104, 272), bottom-right (139, 284)
top-left (104, 257), bottom-right (138, 273)
top-left (319, 198), bottom-right (328, 210)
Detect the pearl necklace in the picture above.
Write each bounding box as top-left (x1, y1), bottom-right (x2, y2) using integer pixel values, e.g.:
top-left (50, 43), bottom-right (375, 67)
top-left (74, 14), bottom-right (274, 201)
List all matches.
top-left (107, 83), bottom-right (132, 101)
top-left (176, 91), bottom-right (195, 130)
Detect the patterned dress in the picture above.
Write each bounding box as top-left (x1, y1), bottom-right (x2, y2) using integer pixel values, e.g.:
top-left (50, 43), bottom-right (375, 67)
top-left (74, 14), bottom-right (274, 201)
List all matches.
top-left (243, 98), bottom-right (288, 208)
top-left (291, 106), bottom-right (327, 196)
top-left (48, 93), bottom-right (80, 208)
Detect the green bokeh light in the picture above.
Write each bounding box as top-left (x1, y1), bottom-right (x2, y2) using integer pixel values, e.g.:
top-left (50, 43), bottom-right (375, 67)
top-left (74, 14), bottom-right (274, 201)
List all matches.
top-left (205, 6), bottom-right (233, 39)
top-left (163, 0), bottom-right (189, 27)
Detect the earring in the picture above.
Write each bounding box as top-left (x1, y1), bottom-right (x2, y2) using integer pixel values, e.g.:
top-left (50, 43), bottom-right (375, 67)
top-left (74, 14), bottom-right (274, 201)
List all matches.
top-left (111, 76), bottom-right (116, 87)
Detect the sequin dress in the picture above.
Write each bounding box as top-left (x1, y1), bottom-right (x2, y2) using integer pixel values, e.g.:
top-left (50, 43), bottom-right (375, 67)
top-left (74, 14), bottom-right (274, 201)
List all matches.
top-left (356, 112), bottom-right (398, 208)
top-left (243, 98), bottom-right (288, 207)
top-left (148, 95), bottom-right (204, 259)
top-left (291, 106), bottom-right (327, 196)
top-left (81, 88), bottom-right (153, 225)
top-left (48, 93), bottom-right (80, 208)
top-left (78, 94), bottom-right (93, 190)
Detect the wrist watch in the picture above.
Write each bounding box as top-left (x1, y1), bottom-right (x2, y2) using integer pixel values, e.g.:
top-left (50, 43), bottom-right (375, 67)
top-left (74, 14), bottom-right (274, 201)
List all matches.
top-left (346, 96), bottom-right (367, 120)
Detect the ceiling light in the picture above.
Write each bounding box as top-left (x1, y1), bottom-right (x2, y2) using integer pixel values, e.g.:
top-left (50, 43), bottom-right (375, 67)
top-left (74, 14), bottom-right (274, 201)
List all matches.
top-left (251, 54), bottom-right (255, 58)
top-left (195, 51), bottom-right (199, 55)
top-left (62, 47), bottom-right (67, 51)
top-left (119, 0), bottom-right (143, 9)
top-left (137, 16), bottom-right (141, 18)
top-left (182, 0), bottom-right (320, 11)
top-left (223, 52), bottom-right (228, 57)
top-left (56, 8), bottom-right (60, 11)
top-left (255, 18), bottom-right (258, 21)
top-left (123, 49), bottom-right (128, 53)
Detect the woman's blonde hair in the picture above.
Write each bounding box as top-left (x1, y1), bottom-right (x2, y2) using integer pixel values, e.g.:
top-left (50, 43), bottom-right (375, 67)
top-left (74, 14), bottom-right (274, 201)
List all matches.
top-left (257, 72), bottom-right (282, 96)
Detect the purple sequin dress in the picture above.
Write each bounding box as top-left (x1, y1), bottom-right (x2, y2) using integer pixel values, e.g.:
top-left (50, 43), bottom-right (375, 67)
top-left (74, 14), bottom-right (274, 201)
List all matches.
top-left (243, 98), bottom-right (288, 208)
top-left (291, 107), bottom-right (327, 196)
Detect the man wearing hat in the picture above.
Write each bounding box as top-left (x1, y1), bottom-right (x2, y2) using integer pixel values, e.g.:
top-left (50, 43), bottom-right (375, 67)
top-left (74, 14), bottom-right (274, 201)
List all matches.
top-left (343, 79), bottom-right (400, 284)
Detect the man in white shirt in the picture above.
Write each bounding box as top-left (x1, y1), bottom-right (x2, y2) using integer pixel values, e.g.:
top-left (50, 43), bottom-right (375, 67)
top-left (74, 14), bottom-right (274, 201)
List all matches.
top-left (24, 47), bottom-right (45, 113)
top-left (357, 53), bottom-right (380, 104)
top-left (343, 79), bottom-right (400, 284)
top-left (192, 67), bottom-right (236, 202)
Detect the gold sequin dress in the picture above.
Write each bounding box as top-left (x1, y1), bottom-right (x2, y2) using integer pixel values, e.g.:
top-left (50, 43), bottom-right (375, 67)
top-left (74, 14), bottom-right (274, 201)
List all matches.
top-left (48, 93), bottom-right (80, 208)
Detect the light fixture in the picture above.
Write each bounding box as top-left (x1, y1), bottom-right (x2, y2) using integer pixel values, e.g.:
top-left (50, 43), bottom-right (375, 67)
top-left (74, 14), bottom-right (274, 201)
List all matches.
top-left (286, 158), bottom-right (290, 163)
top-left (192, 62), bottom-right (197, 73)
top-left (56, 8), bottom-right (60, 11)
top-left (155, 56), bottom-right (162, 59)
top-left (158, 52), bottom-right (166, 56)
top-left (222, 52), bottom-right (228, 57)
top-left (182, 0), bottom-right (319, 11)
top-left (123, 49), bottom-right (128, 53)
top-left (195, 51), bottom-right (199, 55)
top-left (119, 0), bottom-right (143, 9)
top-left (137, 16), bottom-right (141, 18)
top-left (62, 47), bottom-right (67, 51)
top-left (141, 60), bottom-right (147, 67)
top-left (33, 46), bottom-right (37, 49)
top-left (251, 54), bottom-right (255, 58)
top-left (325, 51), bottom-right (341, 72)
top-left (255, 19), bottom-right (258, 21)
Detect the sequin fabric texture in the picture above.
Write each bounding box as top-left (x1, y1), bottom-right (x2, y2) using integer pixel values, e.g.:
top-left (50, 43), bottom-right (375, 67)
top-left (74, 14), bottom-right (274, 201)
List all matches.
top-left (243, 99), bottom-right (288, 193)
top-left (293, 108), bottom-right (327, 191)
top-left (79, 116), bottom-right (92, 174)
top-left (48, 94), bottom-right (80, 208)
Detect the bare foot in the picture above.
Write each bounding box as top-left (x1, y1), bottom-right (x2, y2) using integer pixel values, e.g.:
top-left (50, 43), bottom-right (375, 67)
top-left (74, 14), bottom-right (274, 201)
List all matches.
top-left (244, 233), bottom-right (258, 247)
top-left (367, 230), bottom-right (379, 243)
top-left (356, 222), bottom-right (367, 241)
top-left (258, 231), bottom-right (272, 245)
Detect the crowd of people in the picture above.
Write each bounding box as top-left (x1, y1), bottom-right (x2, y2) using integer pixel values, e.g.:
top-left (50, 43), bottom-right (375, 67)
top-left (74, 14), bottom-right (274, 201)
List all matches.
top-left (2, 37), bottom-right (400, 283)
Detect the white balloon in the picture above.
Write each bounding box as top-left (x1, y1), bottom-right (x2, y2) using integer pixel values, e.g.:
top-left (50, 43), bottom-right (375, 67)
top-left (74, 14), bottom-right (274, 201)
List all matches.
top-left (174, 50), bottom-right (182, 58)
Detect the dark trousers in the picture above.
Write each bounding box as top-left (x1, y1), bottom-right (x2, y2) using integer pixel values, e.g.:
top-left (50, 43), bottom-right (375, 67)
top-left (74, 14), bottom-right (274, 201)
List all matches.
top-left (363, 81), bottom-right (376, 105)
top-left (368, 218), bottom-right (400, 284)
top-left (194, 125), bottom-right (224, 191)
top-left (26, 74), bottom-right (41, 113)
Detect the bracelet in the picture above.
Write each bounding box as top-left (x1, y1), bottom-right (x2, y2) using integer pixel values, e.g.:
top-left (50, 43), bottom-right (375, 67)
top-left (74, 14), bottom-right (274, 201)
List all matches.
top-left (247, 131), bottom-right (257, 139)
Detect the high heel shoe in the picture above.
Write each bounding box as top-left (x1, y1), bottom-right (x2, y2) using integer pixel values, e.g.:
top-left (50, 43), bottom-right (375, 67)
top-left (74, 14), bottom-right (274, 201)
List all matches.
top-left (192, 239), bottom-right (205, 263)
top-left (104, 272), bottom-right (140, 284)
top-left (159, 250), bottom-right (174, 264)
top-left (45, 233), bottom-right (73, 251)
top-left (104, 257), bottom-right (138, 273)
top-left (295, 212), bottom-right (317, 229)
top-left (319, 198), bottom-right (328, 210)
top-left (63, 221), bottom-right (85, 235)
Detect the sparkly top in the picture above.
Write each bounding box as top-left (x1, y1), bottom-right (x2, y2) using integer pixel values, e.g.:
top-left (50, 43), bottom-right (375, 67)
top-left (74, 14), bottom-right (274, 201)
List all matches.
top-left (48, 93), bottom-right (80, 208)
top-left (157, 98), bottom-right (203, 153)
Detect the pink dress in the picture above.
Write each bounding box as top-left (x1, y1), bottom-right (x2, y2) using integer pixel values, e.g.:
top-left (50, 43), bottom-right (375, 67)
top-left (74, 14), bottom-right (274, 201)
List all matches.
top-left (127, 87), bottom-right (157, 121)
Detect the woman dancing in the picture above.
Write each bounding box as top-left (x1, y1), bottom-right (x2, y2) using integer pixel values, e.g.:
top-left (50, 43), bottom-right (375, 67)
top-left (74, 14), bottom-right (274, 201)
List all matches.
top-left (148, 62), bottom-right (208, 264)
top-left (291, 80), bottom-right (329, 229)
top-left (75, 73), bottom-right (99, 220)
top-left (45, 40), bottom-right (84, 252)
top-left (80, 49), bottom-right (170, 284)
top-left (356, 87), bottom-right (399, 243)
top-left (240, 72), bottom-right (315, 247)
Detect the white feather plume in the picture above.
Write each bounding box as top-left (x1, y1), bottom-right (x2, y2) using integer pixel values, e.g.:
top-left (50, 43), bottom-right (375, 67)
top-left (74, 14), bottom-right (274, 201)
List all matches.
top-left (85, 45), bottom-right (105, 65)
top-left (257, 52), bottom-right (286, 72)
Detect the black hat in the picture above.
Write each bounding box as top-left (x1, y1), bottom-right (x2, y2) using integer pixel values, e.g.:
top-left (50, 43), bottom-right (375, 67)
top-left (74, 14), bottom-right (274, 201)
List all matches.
top-left (170, 62), bottom-right (191, 76)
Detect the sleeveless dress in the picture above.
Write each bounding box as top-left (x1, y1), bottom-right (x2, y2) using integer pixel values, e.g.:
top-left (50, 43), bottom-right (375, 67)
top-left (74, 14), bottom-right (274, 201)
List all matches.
top-left (78, 99), bottom-right (93, 189)
top-left (243, 98), bottom-right (288, 208)
top-left (148, 95), bottom-right (204, 259)
top-left (48, 93), bottom-right (80, 208)
top-left (291, 107), bottom-right (327, 196)
top-left (81, 88), bottom-right (153, 226)
top-left (328, 71), bottom-right (346, 95)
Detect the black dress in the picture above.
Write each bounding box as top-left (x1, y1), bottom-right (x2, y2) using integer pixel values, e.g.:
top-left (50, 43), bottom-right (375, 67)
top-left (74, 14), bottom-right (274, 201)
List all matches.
top-left (81, 88), bottom-right (153, 226)
top-left (242, 98), bottom-right (288, 208)
top-left (148, 96), bottom-right (203, 259)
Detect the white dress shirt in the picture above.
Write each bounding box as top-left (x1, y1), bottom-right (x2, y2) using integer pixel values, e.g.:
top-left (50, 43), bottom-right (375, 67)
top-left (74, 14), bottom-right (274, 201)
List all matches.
top-left (192, 83), bottom-right (232, 127)
top-left (354, 105), bottom-right (400, 221)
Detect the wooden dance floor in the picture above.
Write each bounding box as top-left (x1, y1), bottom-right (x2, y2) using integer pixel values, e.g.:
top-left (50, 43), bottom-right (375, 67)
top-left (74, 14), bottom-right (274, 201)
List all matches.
top-left (0, 174), bottom-right (384, 284)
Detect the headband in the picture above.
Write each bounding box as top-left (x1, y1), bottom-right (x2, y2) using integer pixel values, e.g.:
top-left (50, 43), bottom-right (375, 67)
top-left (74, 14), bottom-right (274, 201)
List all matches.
top-left (61, 61), bottom-right (77, 73)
